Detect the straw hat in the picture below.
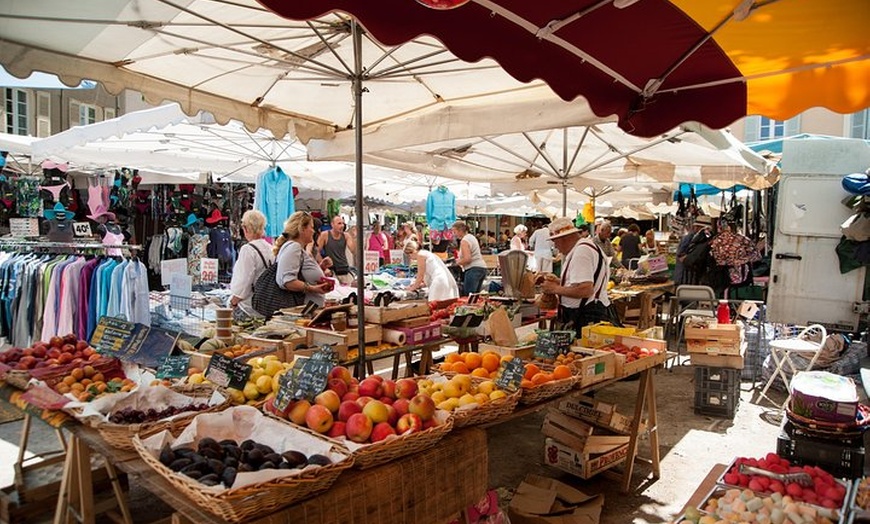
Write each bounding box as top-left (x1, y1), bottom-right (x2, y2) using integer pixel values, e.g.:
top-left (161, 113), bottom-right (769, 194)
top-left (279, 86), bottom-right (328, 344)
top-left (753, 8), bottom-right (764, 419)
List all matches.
top-left (548, 217), bottom-right (580, 240)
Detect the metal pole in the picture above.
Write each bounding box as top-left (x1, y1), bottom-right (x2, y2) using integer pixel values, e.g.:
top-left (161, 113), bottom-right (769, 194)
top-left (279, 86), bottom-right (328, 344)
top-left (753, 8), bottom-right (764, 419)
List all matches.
top-left (352, 21), bottom-right (367, 377)
top-left (562, 180), bottom-right (568, 217)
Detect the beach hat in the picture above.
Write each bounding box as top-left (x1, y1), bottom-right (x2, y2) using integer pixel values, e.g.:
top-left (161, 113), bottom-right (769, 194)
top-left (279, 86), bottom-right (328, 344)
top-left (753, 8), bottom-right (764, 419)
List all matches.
top-left (43, 202), bottom-right (72, 222)
top-left (205, 208), bottom-right (228, 225)
top-left (694, 215), bottom-right (712, 226)
top-left (184, 213), bottom-right (202, 228)
top-left (548, 217), bottom-right (580, 240)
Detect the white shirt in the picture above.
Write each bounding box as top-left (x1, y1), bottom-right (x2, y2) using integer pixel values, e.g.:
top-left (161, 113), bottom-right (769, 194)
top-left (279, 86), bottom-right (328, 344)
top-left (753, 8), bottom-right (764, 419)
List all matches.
top-left (460, 234), bottom-right (487, 270)
top-left (560, 238), bottom-right (611, 309)
top-left (528, 228), bottom-right (554, 258)
top-left (230, 239), bottom-right (274, 315)
top-left (418, 250), bottom-right (459, 301)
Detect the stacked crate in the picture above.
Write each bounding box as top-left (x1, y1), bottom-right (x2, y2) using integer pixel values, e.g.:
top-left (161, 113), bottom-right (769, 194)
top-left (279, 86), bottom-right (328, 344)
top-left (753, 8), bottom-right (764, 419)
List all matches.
top-left (693, 366), bottom-right (740, 418)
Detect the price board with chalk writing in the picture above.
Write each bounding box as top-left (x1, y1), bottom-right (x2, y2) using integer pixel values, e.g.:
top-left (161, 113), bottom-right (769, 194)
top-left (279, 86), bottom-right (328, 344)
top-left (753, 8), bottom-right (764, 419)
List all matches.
top-left (274, 347), bottom-right (336, 409)
top-left (205, 353), bottom-right (252, 390)
top-left (156, 355), bottom-right (190, 379)
top-left (534, 330), bottom-right (575, 361)
top-left (495, 357), bottom-right (525, 393)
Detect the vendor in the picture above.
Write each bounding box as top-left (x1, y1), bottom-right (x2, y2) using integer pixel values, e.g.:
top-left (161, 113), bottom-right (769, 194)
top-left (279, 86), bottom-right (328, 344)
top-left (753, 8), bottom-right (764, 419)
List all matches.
top-left (404, 240), bottom-right (459, 301)
top-left (452, 220), bottom-right (487, 295)
top-left (229, 210), bottom-right (274, 320)
top-left (540, 217), bottom-right (617, 338)
top-left (275, 211), bottom-right (334, 307)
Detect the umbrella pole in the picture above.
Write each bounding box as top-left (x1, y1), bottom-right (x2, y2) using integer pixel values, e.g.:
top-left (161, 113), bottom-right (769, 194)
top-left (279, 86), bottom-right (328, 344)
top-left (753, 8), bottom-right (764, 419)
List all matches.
top-left (352, 20), bottom-right (368, 378)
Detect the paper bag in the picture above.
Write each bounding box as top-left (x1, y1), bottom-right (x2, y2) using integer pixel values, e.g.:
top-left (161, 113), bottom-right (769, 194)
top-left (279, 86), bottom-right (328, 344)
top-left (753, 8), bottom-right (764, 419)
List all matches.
top-left (488, 307), bottom-right (518, 347)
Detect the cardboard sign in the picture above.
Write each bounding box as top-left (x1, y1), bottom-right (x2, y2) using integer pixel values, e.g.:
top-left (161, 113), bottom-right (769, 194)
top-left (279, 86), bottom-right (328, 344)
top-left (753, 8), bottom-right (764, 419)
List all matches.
top-left (156, 354), bottom-right (190, 379)
top-left (363, 250), bottom-right (380, 274)
top-left (9, 218), bottom-right (39, 238)
top-left (200, 257), bottom-right (218, 284)
top-left (73, 222), bottom-right (93, 237)
top-left (160, 258), bottom-right (188, 286)
top-left (274, 347), bottom-right (337, 409)
top-left (205, 352), bottom-right (252, 390)
top-left (449, 313), bottom-right (484, 328)
top-left (495, 357), bottom-right (525, 393)
top-left (534, 331), bottom-right (575, 360)
top-left (389, 249), bottom-right (404, 265)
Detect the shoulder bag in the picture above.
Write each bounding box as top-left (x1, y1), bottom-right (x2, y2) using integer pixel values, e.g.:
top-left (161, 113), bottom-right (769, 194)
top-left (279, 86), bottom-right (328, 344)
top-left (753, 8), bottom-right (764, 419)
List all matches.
top-left (252, 243), bottom-right (306, 318)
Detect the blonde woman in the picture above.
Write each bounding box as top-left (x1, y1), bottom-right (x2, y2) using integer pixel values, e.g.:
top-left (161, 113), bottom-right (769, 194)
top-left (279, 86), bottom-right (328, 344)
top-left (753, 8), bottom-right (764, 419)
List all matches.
top-left (404, 240), bottom-right (459, 301)
top-left (273, 211), bottom-right (334, 307)
top-left (510, 224), bottom-right (528, 251)
top-left (229, 210), bottom-right (274, 319)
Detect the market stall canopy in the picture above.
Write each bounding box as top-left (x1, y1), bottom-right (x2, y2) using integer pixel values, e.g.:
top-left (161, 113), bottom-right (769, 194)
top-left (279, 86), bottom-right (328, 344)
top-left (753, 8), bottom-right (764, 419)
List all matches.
top-left (0, 1), bottom-right (608, 146)
top-left (0, 65), bottom-right (95, 90)
top-left (261, 0), bottom-right (870, 138)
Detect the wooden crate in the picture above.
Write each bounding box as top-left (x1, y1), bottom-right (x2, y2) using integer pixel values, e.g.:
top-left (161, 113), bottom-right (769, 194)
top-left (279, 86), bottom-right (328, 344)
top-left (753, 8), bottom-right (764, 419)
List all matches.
top-left (305, 324), bottom-right (382, 348)
top-left (541, 409), bottom-right (629, 455)
top-left (569, 348), bottom-right (616, 388)
top-left (363, 301), bottom-right (429, 324)
top-left (684, 322), bottom-right (743, 341)
top-left (611, 349), bottom-right (668, 378)
top-left (557, 396), bottom-right (642, 435)
top-left (689, 341), bottom-right (747, 369)
top-left (686, 336), bottom-right (743, 356)
top-left (478, 343), bottom-right (535, 360)
top-left (294, 345), bottom-right (349, 362)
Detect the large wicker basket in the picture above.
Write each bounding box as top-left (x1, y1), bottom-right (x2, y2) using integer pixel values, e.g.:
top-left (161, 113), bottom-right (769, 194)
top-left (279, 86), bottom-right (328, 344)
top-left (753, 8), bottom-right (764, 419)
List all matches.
top-left (132, 416), bottom-right (353, 523)
top-left (424, 375), bottom-right (520, 428)
top-left (519, 375), bottom-right (579, 405)
top-left (86, 384), bottom-right (232, 450)
top-left (348, 412), bottom-right (454, 470)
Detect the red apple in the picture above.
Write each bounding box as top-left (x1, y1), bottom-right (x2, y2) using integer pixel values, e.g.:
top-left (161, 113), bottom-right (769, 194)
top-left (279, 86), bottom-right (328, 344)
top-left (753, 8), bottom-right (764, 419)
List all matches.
top-left (370, 422), bottom-right (396, 443)
top-left (394, 378), bottom-right (418, 400)
top-left (358, 378), bottom-right (383, 398)
top-left (356, 396), bottom-right (375, 408)
top-left (381, 379), bottom-right (397, 399)
top-left (422, 418), bottom-right (436, 430)
top-left (22, 348), bottom-right (33, 357)
top-left (408, 394), bottom-right (436, 422)
top-left (396, 413), bottom-right (423, 435)
top-left (31, 346), bottom-right (46, 359)
top-left (327, 421), bottom-right (347, 438)
top-left (368, 374), bottom-right (384, 383)
top-left (338, 400), bottom-right (362, 422)
top-left (305, 404), bottom-right (334, 434)
top-left (328, 365), bottom-right (353, 385)
top-left (386, 405), bottom-right (399, 426)
top-left (263, 397), bottom-right (280, 417)
top-left (345, 413), bottom-right (373, 443)
top-left (61, 344), bottom-right (76, 354)
top-left (75, 340), bottom-right (89, 352)
top-left (287, 400), bottom-right (311, 426)
top-left (47, 348), bottom-right (61, 359)
top-left (49, 336), bottom-right (64, 349)
top-left (362, 400), bottom-right (389, 424)
top-left (57, 353), bottom-right (74, 365)
top-left (63, 334), bottom-right (77, 345)
top-left (327, 379), bottom-right (348, 398)
top-left (342, 392), bottom-right (360, 403)
top-left (379, 396), bottom-right (394, 405)
top-left (392, 398), bottom-right (410, 416)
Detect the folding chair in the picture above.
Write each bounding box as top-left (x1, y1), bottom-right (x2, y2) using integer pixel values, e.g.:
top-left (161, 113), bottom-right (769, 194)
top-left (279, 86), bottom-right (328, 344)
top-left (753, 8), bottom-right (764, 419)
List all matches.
top-left (757, 324), bottom-right (827, 411)
top-left (667, 285), bottom-right (717, 353)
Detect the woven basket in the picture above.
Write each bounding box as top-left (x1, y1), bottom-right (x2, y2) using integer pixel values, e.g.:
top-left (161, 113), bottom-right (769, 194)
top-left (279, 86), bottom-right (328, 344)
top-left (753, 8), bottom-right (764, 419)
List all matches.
top-left (88, 384), bottom-right (232, 450)
top-left (519, 375), bottom-right (579, 405)
top-left (425, 375), bottom-right (520, 428)
top-left (349, 413), bottom-right (454, 470)
top-left (132, 422), bottom-right (353, 523)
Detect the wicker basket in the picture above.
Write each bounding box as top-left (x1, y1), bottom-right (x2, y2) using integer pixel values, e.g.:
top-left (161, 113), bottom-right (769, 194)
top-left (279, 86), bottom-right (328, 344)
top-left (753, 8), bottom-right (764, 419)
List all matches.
top-left (87, 384), bottom-right (232, 450)
top-left (519, 375), bottom-right (579, 405)
top-left (349, 412), bottom-right (454, 470)
top-left (132, 417), bottom-right (353, 523)
top-left (425, 375), bottom-right (521, 428)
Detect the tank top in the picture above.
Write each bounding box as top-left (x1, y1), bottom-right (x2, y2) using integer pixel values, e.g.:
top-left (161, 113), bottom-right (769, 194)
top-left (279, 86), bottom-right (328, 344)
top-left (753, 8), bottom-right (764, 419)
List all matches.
top-left (324, 232), bottom-right (349, 274)
top-left (461, 234), bottom-right (487, 270)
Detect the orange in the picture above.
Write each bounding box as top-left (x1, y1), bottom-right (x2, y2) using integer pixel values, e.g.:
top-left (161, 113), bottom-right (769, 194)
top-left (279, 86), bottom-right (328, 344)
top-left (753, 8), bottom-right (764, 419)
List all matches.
top-left (463, 352), bottom-right (482, 370)
top-left (70, 368), bottom-right (84, 381)
top-left (552, 365), bottom-right (572, 380)
top-left (489, 371), bottom-right (498, 379)
top-left (440, 362), bottom-right (455, 372)
top-left (520, 379), bottom-right (534, 389)
top-left (452, 362), bottom-right (470, 375)
top-left (471, 367), bottom-right (490, 378)
top-left (481, 353), bottom-right (501, 373)
top-left (500, 354), bottom-right (514, 363)
top-left (523, 363), bottom-right (540, 380)
top-left (531, 373), bottom-right (553, 386)
top-left (446, 353), bottom-right (464, 364)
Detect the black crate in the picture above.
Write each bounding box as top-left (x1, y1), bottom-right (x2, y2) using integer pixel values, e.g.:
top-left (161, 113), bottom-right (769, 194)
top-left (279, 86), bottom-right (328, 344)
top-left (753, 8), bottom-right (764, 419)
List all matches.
top-left (777, 420), bottom-right (865, 479)
top-left (694, 366), bottom-right (741, 392)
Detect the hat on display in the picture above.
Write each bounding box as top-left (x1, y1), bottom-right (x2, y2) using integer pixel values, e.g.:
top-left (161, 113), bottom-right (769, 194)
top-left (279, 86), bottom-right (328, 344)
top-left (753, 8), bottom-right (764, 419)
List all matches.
top-left (184, 213), bottom-right (202, 228)
top-left (44, 202), bottom-right (72, 222)
top-left (548, 217), bottom-right (581, 240)
top-left (205, 208), bottom-right (228, 225)
top-left (86, 202), bottom-right (116, 222)
top-left (694, 215), bottom-right (713, 226)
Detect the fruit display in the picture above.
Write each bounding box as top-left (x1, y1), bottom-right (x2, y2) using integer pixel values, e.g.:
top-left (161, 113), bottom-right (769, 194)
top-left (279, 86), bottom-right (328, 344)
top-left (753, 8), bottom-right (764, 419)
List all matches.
top-left (157, 437), bottom-right (333, 488)
top-left (597, 341), bottom-right (662, 363)
top-left (720, 455), bottom-right (847, 511)
top-left (438, 350), bottom-right (505, 378)
top-left (854, 477), bottom-right (870, 511)
top-left (190, 355), bottom-right (291, 406)
top-left (219, 344), bottom-right (271, 359)
top-left (198, 338), bottom-right (229, 353)
top-left (416, 374), bottom-right (509, 412)
top-left (680, 488), bottom-right (838, 524)
top-left (109, 403), bottom-right (212, 424)
top-left (0, 334), bottom-right (100, 370)
top-left (54, 366), bottom-right (136, 402)
top-left (518, 361), bottom-right (574, 390)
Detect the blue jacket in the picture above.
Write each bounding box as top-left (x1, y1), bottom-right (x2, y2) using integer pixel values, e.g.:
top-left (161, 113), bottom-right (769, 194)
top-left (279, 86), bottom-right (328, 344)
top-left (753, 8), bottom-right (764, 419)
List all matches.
top-left (255, 166), bottom-right (296, 238)
top-left (426, 187), bottom-right (456, 231)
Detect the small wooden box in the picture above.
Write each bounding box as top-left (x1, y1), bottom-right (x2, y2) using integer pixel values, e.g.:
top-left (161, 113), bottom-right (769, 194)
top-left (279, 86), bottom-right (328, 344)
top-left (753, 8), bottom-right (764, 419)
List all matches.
top-left (684, 322), bottom-right (743, 341)
top-left (569, 348), bottom-right (616, 388)
top-left (305, 324), bottom-right (382, 348)
top-left (363, 302), bottom-right (429, 324)
top-left (689, 341), bottom-right (747, 369)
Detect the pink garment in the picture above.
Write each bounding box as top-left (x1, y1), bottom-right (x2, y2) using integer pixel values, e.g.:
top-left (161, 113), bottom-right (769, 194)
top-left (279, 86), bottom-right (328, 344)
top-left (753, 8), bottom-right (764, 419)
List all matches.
top-left (102, 231), bottom-right (125, 256)
top-left (57, 258), bottom-right (86, 336)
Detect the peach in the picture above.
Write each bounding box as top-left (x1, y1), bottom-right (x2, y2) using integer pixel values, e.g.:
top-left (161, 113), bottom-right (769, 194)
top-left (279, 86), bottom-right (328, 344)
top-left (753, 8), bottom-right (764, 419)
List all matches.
top-left (338, 400), bottom-right (362, 422)
top-left (396, 413), bottom-right (422, 435)
top-left (314, 389), bottom-right (341, 414)
top-left (345, 413), bottom-right (373, 443)
top-left (370, 422), bottom-right (396, 443)
top-left (287, 399), bottom-right (311, 426)
top-left (381, 379), bottom-right (397, 399)
top-left (392, 398), bottom-right (410, 416)
top-left (327, 421), bottom-right (347, 438)
top-left (362, 400), bottom-right (390, 424)
top-left (358, 378), bottom-right (383, 398)
top-left (305, 404), bottom-right (334, 434)
top-left (327, 379), bottom-right (348, 398)
top-left (329, 365), bottom-right (353, 385)
top-left (408, 394), bottom-right (436, 422)
top-left (394, 378), bottom-right (418, 399)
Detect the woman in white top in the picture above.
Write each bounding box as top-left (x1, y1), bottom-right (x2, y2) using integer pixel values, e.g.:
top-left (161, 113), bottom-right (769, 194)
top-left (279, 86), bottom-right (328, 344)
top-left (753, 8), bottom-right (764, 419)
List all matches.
top-left (229, 210), bottom-right (275, 319)
top-left (404, 241), bottom-right (459, 301)
top-left (528, 225), bottom-right (555, 273)
top-left (510, 224), bottom-right (527, 251)
top-left (452, 220), bottom-right (487, 295)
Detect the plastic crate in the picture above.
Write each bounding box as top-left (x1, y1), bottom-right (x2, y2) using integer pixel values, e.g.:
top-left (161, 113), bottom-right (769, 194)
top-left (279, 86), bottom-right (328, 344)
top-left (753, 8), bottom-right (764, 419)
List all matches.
top-left (777, 420), bottom-right (864, 479)
top-left (694, 366), bottom-right (741, 392)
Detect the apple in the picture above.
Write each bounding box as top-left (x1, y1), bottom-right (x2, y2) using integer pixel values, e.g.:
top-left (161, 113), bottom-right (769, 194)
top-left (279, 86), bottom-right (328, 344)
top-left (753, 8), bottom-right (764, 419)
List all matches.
top-left (61, 344), bottom-right (76, 354)
top-left (314, 390), bottom-right (341, 414)
top-left (19, 356), bottom-right (37, 369)
top-left (345, 413), bottom-right (373, 443)
top-left (263, 397), bottom-right (280, 417)
top-left (328, 421), bottom-right (347, 439)
top-left (47, 348), bottom-right (61, 360)
top-left (327, 379), bottom-right (348, 399)
top-left (370, 422), bottom-right (396, 443)
top-left (396, 413), bottom-right (423, 435)
top-left (75, 340), bottom-right (89, 352)
top-left (381, 379), bottom-right (397, 399)
top-left (287, 399), bottom-right (311, 426)
top-left (328, 365), bottom-right (353, 385)
top-left (368, 374), bottom-right (384, 384)
top-left (342, 392), bottom-right (360, 403)
top-left (82, 347), bottom-right (95, 358)
top-left (338, 400), bottom-right (362, 422)
top-left (408, 394), bottom-right (436, 421)
top-left (49, 336), bottom-right (64, 349)
top-left (22, 348), bottom-right (33, 357)
top-left (362, 400), bottom-right (389, 424)
top-left (386, 405), bottom-right (399, 426)
top-left (305, 404), bottom-right (334, 434)
top-left (392, 398), bottom-right (410, 416)
top-left (356, 396), bottom-right (375, 408)
top-left (31, 346), bottom-right (46, 359)
top-left (63, 334), bottom-right (77, 345)
top-left (394, 378), bottom-right (418, 400)
top-left (422, 418), bottom-right (436, 430)
top-left (379, 396), bottom-right (394, 405)
top-left (358, 378), bottom-right (383, 398)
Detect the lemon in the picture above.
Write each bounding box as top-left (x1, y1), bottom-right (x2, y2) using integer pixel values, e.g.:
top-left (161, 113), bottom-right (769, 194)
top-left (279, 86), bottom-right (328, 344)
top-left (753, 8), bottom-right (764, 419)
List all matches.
top-left (188, 373), bottom-right (204, 385)
top-left (473, 393), bottom-right (490, 405)
top-left (249, 368), bottom-right (265, 383)
top-left (264, 360), bottom-right (284, 377)
top-left (443, 380), bottom-right (463, 399)
top-left (226, 387), bottom-right (246, 405)
top-left (458, 393), bottom-right (477, 406)
top-left (243, 382), bottom-right (261, 400)
top-left (430, 391), bottom-right (447, 404)
top-left (255, 375), bottom-right (273, 394)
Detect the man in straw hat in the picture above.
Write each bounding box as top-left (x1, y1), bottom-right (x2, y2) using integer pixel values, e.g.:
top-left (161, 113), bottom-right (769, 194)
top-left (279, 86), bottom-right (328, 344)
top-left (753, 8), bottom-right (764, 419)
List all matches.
top-left (541, 217), bottom-right (619, 338)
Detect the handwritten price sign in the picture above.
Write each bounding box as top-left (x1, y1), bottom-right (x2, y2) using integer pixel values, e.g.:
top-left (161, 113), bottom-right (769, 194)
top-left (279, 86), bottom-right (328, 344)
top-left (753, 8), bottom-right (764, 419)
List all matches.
top-left (364, 250), bottom-right (380, 274)
top-left (74, 222), bottom-right (93, 237)
top-left (200, 258), bottom-right (218, 284)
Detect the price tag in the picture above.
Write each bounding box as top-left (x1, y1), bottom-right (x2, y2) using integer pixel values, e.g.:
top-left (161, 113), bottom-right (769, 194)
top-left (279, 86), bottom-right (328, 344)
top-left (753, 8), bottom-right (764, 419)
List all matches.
top-left (156, 354), bottom-right (190, 379)
top-left (205, 353), bottom-right (252, 390)
top-left (364, 250), bottom-right (380, 274)
top-left (389, 249), bottom-right (404, 265)
top-left (73, 222), bottom-right (93, 237)
top-left (200, 258), bottom-right (218, 284)
top-left (274, 347), bottom-right (337, 409)
top-left (160, 258), bottom-right (188, 286)
top-left (495, 357), bottom-right (525, 393)
top-left (534, 330), bottom-right (575, 360)
top-left (9, 218), bottom-right (39, 238)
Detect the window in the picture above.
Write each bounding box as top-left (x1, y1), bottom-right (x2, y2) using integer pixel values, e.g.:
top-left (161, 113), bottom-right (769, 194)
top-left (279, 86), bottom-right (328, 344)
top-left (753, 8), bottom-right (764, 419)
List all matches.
top-left (36, 92), bottom-right (51, 137)
top-left (743, 115), bottom-right (800, 143)
top-left (104, 107), bottom-right (116, 120)
top-left (850, 109), bottom-right (870, 139)
top-left (79, 104), bottom-right (97, 125)
top-left (4, 88), bottom-right (29, 135)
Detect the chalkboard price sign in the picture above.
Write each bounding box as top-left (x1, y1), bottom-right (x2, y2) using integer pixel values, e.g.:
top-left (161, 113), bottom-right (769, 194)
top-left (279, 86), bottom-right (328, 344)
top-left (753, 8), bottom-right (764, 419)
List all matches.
top-left (156, 355), bottom-right (190, 379)
top-left (274, 347), bottom-right (336, 409)
top-left (495, 357), bottom-right (525, 393)
top-left (90, 317), bottom-right (139, 357)
top-left (205, 353), bottom-right (252, 390)
top-left (534, 330), bottom-right (575, 360)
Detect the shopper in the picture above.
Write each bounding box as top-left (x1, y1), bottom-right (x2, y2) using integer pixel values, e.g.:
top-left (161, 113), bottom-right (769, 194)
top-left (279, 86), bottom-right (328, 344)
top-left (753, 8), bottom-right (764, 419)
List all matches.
top-left (510, 224), bottom-right (527, 251)
top-left (619, 224), bottom-right (642, 267)
top-left (276, 211), bottom-right (334, 307)
top-left (400, 221), bottom-right (418, 265)
top-left (674, 215), bottom-right (711, 285)
top-left (452, 220), bottom-right (487, 295)
top-left (540, 217), bottom-right (616, 338)
top-left (315, 215), bottom-right (356, 285)
top-left (593, 220), bottom-right (621, 269)
top-left (528, 224), bottom-right (555, 273)
top-left (367, 222), bottom-right (390, 267)
top-left (642, 229), bottom-right (658, 255)
top-left (229, 210), bottom-right (274, 320)
top-left (404, 240), bottom-right (459, 301)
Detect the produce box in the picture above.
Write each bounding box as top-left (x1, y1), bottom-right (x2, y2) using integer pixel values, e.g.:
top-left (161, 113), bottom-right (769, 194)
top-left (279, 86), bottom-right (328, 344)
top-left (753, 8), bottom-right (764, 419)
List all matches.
top-left (569, 348), bottom-right (616, 388)
top-left (478, 342), bottom-right (535, 360)
top-left (304, 324), bottom-right (382, 349)
top-left (293, 344), bottom-right (348, 362)
top-left (790, 371), bottom-right (859, 424)
top-left (363, 301), bottom-right (429, 324)
top-left (580, 322), bottom-right (636, 348)
top-left (543, 437), bottom-right (629, 480)
top-left (541, 409), bottom-right (629, 455)
top-left (689, 341), bottom-right (746, 369)
top-left (686, 485), bottom-right (841, 524)
top-left (508, 474), bottom-right (603, 524)
top-left (777, 420), bottom-right (865, 479)
top-left (558, 396), bottom-right (640, 435)
top-left (386, 320), bottom-right (442, 345)
top-left (685, 322), bottom-right (744, 356)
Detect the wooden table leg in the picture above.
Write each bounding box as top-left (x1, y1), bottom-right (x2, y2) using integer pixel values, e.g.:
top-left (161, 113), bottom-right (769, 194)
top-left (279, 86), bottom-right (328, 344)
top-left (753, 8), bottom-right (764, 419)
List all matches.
top-left (75, 437), bottom-right (96, 524)
top-left (53, 432), bottom-right (75, 524)
top-left (105, 460), bottom-right (133, 524)
top-left (622, 368), bottom-right (650, 493)
top-left (392, 354), bottom-right (401, 380)
top-left (404, 350), bottom-right (414, 377)
top-left (638, 292), bottom-right (653, 330)
top-left (420, 347), bottom-right (433, 375)
top-left (645, 369), bottom-right (660, 479)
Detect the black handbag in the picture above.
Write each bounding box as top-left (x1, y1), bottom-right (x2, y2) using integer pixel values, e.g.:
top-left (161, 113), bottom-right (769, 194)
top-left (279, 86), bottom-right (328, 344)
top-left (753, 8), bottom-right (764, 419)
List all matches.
top-left (252, 245), bottom-right (306, 318)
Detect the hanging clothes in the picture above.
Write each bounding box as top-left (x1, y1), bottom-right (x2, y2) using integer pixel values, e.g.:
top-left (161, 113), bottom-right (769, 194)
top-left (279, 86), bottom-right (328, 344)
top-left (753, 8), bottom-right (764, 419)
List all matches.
top-left (425, 186), bottom-right (456, 232)
top-left (254, 166), bottom-right (295, 238)
top-left (187, 233), bottom-right (210, 285)
top-left (709, 230), bottom-right (762, 285)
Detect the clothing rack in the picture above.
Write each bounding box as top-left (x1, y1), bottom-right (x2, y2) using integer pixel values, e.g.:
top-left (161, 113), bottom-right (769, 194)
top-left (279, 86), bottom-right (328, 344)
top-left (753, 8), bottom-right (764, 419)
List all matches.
top-left (0, 238), bottom-right (142, 252)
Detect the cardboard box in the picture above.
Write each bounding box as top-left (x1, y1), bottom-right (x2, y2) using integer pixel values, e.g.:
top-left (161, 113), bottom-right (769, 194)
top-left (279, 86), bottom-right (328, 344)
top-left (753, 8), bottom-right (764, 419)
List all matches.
top-left (689, 341), bottom-right (746, 369)
top-left (542, 410), bottom-right (629, 455)
top-left (363, 301), bottom-right (429, 324)
top-left (386, 320), bottom-right (442, 345)
top-left (543, 437), bottom-right (630, 480)
top-left (508, 474), bottom-right (604, 524)
top-left (580, 323), bottom-right (636, 348)
top-left (569, 348), bottom-right (616, 387)
top-left (558, 396), bottom-right (640, 435)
